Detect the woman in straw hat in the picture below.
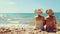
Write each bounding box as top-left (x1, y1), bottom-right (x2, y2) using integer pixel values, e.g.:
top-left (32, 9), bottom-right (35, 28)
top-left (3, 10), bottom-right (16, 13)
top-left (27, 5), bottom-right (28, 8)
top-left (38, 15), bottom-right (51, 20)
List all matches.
top-left (34, 9), bottom-right (45, 31)
top-left (45, 9), bottom-right (57, 32)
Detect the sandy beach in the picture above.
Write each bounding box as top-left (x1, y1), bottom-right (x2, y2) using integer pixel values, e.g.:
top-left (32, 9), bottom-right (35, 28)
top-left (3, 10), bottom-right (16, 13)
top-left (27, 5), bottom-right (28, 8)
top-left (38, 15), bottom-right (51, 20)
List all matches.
top-left (0, 24), bottom-right (60, 34)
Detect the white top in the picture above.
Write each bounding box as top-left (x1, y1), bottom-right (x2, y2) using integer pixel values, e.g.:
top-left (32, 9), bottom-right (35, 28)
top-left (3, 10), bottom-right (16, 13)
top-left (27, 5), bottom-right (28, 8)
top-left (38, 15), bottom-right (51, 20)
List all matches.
top-left (34, 20), bottom-right (43, 29)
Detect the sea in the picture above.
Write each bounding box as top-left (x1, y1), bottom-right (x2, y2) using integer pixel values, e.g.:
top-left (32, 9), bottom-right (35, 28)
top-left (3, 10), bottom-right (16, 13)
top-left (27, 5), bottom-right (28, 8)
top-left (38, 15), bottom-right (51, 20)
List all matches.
top-left (0, 13), bottom-right (60, 24)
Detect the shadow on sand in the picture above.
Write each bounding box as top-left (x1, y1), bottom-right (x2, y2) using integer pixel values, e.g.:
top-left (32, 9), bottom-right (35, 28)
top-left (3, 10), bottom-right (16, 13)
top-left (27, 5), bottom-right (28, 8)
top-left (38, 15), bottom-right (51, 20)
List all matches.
top-left (58, 29), bottom-right (60, 31)
top-left (45, 29), bottom-right (60, 33)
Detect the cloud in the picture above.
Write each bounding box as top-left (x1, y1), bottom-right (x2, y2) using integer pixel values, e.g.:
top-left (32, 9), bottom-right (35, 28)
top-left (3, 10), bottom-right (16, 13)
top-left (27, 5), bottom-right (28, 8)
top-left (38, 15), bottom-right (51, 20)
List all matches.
top-left (0, 1), bottom-right (18, 13)
top-left (0, 8), bottom-right (20, 13)
top-left (8, 2), bottom-right (16, 5)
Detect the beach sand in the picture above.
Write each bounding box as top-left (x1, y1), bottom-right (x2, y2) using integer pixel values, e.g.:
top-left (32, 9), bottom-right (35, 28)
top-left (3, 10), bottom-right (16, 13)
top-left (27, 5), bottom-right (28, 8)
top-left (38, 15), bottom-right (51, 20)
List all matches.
top-left (0, 24), bottom-right (60, 34)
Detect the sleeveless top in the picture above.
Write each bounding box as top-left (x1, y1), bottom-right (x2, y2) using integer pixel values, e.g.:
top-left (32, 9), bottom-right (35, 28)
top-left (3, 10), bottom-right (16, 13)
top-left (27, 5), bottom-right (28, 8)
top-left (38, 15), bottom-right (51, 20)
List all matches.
top-left (34, 15), bottom-right (44, 29)
top-left (45, 16), bottom-right (56, 29)
top-left (34, 20), bottom-right (43, 29)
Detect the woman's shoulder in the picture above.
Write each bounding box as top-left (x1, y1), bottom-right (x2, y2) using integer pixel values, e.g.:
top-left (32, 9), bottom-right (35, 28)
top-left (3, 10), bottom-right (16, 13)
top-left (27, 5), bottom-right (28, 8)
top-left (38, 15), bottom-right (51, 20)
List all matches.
top-left (45, 16), bottom-right (56, 19)
top-left (52, 16), bottom-right (56, 19)
top-left (34, 16), bottom-right (38, 19)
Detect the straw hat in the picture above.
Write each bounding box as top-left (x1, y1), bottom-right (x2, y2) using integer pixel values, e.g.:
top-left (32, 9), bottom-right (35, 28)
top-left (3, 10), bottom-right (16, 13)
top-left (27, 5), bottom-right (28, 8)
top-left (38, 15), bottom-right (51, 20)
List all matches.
top-left (46, 9), bottom-right (54, 15)
top-left (34, 9), bottom-right (42, 14)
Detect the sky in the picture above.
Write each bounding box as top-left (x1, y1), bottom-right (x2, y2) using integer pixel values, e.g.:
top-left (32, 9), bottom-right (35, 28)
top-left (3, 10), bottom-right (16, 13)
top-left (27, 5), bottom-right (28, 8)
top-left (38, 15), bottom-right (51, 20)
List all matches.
top-left (0, 0), bottom-right (60, 13)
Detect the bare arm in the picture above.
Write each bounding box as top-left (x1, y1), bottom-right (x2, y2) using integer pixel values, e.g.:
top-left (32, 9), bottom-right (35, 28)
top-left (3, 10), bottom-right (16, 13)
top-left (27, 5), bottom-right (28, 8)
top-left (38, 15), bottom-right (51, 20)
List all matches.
top-left (34, 17), bottom-right (36, 25)
top-left (53, 16), bottom-right (57, 29)
top-left (54, 16), bottom-right (57, 24)
top-left (43, 17), bottom-right (46, 26)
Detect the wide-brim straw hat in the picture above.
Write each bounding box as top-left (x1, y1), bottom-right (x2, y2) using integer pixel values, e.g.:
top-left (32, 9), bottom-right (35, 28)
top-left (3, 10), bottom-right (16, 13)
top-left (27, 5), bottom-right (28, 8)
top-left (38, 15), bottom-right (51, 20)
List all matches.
top-left (34, 9), bottom-right (43, 14)
top-left (46, 9), bottom-right (54, 14)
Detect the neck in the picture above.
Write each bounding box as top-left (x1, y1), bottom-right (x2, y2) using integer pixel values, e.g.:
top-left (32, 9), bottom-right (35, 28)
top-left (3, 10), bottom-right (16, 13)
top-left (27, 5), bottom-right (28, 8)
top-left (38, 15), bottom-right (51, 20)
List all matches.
top-left (49, 15), bottom-right (53, 17)
top-left (38, 15), bottom-right (41, 17)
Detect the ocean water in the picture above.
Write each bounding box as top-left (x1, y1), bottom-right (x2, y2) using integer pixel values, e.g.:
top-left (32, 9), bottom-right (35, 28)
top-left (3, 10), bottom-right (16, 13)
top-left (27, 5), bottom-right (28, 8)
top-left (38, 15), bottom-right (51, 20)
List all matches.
top-left (0, 13), bottom-right (60, 24)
